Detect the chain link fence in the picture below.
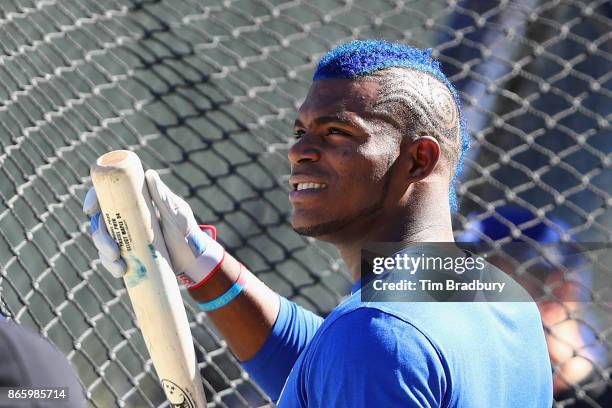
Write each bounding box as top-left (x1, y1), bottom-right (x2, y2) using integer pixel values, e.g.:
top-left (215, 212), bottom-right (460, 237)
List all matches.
top-left (0, 0), bottom-right (609, 407)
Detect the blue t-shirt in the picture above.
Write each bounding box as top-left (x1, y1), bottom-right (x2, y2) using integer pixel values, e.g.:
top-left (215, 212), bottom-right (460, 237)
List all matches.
top-left (242, 270), bottom-right (552, 407)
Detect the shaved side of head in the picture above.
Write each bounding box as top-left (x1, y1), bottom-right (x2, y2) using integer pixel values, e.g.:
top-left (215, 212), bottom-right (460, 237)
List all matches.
top-left (368, 68), bottom-right (462, 179)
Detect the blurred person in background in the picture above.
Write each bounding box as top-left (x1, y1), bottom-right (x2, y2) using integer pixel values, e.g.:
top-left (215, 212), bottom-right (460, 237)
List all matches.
top-left (0, 316), bottom-right (86, 408)
top-left (441, 2), bottom-right (612, 404)
top-left (461, 204), bottom-right (611, 407)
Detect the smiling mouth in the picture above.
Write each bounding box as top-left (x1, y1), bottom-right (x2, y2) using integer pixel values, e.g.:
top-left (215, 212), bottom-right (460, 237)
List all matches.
top-left (293, 182), bottom-right (328, 191)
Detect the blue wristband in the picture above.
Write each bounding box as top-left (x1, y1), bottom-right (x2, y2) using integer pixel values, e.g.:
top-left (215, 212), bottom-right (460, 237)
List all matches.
top-left (198, 266), bottom-right (247, 312)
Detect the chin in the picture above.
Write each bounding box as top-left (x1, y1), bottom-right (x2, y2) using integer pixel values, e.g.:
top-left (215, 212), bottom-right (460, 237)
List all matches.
top-left (291, 209), bottom-right (323, 229)
top-left (291, 215), bottom-right (350, 240)
top-left (292, 224), bottom-right (335, 240)
top-left (291, 218), bottom-right (322, 237)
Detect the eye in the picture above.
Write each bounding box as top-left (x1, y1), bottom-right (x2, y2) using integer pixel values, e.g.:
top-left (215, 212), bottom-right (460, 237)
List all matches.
top-left (293, 129), bottom-right (305, 139)
top-left (328, 127), bottom-right (351, 136)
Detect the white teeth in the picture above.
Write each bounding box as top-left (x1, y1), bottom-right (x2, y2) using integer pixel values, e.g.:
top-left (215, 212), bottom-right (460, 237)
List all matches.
top-left (296, 182), bottom-right (326, 191)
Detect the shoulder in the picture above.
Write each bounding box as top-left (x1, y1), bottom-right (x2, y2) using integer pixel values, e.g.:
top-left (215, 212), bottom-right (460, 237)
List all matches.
top-left (318, 290), bottom-right (451, 360)
top-left (301, 307), bottom-right (449, 407)
top-left (312, 306), bottom-right (446, 369)
top-left (321, 306), bottom-right (441, 354)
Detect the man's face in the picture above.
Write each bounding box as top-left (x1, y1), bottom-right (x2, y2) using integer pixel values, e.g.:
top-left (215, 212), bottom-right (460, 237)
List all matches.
top-left (288, 79), bottom-right (399, 241)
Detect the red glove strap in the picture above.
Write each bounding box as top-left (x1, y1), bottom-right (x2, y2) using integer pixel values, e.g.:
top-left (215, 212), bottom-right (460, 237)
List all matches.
top-left (199, 225), bottom-right (217, 240)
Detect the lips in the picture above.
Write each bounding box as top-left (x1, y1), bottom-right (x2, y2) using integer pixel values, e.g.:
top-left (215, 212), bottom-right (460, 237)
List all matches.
top-left (290, 187), bottom-right (327, 201)
top-left (289, 173), bottom-right (327, 189)
top-left (289, 174), bottom-right (328, 201)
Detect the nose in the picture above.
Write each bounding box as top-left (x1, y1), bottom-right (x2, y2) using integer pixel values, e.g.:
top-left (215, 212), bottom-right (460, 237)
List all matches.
top-left (288, 135), bottom-right (321, 164)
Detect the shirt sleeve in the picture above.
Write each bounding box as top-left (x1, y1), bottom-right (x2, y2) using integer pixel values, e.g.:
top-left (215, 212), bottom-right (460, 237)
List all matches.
top-left (304, 307), bottom-right (448, 408)
top-left (241, 295), bottom-right (324, 401)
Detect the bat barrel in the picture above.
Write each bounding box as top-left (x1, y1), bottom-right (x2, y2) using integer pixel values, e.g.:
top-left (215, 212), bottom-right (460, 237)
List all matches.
top-left (91, 150), bottom-right (207, 408)
top-left (98, 149), bottom-right (133, 165)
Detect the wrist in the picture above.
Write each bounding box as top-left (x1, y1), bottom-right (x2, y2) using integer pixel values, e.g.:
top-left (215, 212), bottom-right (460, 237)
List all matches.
top-left (197, 263), bottom-right (247, 312)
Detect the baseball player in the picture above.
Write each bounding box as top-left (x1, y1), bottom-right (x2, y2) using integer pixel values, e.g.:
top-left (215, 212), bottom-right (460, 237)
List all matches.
top-left (84, 40), bottom-right (553, 407)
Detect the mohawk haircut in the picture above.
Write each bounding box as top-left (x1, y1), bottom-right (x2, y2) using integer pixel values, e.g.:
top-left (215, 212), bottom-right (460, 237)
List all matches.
top-left (313, 39), bottom-right (469, 212)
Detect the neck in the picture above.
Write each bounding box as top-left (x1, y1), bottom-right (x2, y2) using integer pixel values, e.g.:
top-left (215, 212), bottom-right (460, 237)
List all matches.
top-left (336, 183), bottom-right (455, 283)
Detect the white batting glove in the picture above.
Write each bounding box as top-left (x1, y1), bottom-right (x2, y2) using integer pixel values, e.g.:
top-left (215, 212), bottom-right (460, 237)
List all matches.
top-left (144, 169), bottom-right (225, 287)
top-left (82, 189), bottom-right (127, 278)
top-left (82, 170), bottom-right (225, 288)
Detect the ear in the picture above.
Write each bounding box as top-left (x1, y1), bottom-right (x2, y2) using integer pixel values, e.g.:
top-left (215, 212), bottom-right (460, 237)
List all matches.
top-left (400, 136), bottom-right (441, 182)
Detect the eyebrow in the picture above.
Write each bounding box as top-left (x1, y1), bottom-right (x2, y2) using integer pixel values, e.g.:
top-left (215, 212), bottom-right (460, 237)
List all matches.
top-left (293, 114), bottom-right (364, 129)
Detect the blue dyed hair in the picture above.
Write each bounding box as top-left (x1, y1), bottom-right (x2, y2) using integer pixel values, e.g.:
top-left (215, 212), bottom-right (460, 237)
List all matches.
top-left (313, 40), bottom-right (470, 212)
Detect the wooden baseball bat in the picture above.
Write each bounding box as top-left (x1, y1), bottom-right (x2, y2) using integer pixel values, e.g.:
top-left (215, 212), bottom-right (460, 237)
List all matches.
top-left (91, 150), bottom-right (207, 408)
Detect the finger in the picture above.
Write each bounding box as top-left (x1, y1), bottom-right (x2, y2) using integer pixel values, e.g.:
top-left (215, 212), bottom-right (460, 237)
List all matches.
top-left (146, 169), bottom-right (202, 272)
top-left (145, 169), bottom-right (173, 223)
top-left (145, 169), bottom-right (179, 217)
top-left (99, 252), bottom-right (127, 278)
top-left (89, 211), bottom-right (102, 234)
top-left (83, 187), bottom-right (100, 216)
top-left (92, 218), bottom-right (122, 262)
top-left (145, 169), bottom-right (167, 209)
top-left (146, 169), bottom-right (189, 229)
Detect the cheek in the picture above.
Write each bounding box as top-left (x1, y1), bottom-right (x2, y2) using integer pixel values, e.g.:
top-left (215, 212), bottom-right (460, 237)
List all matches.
top-left (357, 145), bottom-right (394, 183)
top-left (334, 153), bottom-right (389, 198)
top-left (335, 150), bottom-right (375, 183)
top-left (330, 138), bottom-right (396, 193)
